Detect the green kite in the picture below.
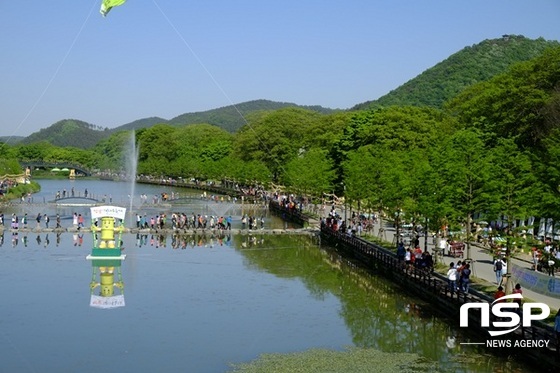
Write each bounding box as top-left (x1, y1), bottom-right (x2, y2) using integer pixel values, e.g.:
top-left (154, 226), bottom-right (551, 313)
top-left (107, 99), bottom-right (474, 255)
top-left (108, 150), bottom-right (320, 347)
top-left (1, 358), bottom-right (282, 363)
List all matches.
top-left (100, 0), bottom-right (127, 17)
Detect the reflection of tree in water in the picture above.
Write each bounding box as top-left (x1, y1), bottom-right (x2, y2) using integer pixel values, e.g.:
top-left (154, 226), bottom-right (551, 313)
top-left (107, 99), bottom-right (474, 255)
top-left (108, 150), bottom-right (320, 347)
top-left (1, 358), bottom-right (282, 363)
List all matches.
top-left (329, 249), bottom-right (473, 364)
top-left (234, 236), bottom-right (521, 372)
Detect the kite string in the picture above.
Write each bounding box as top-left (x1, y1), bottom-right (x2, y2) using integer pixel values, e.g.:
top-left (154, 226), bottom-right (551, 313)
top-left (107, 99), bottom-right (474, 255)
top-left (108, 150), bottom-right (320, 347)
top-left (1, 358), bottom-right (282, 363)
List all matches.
top-left (5, 0), bottom-right (98, 144)
top-left (151, 0), bottom-right (245, 125)
top-left (151, 0), bottom-right (290, 182)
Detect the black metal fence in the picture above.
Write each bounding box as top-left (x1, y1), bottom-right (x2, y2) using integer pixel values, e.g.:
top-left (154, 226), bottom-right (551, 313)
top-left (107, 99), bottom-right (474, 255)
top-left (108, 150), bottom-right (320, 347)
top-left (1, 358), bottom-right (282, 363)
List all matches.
top-left (268, 200), bottom-right (310, 226)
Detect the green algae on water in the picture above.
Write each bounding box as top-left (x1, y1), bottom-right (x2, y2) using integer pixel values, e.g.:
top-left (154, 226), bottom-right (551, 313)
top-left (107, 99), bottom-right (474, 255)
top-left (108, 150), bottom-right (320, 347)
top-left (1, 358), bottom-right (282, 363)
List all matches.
top-left (229, 347), bottom-right (437, 373)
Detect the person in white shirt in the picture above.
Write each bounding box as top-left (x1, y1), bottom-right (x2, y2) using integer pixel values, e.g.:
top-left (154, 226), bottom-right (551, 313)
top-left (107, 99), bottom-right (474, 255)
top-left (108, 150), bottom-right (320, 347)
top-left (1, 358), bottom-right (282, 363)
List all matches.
top-left (447, 262), bottom-right (457, 294)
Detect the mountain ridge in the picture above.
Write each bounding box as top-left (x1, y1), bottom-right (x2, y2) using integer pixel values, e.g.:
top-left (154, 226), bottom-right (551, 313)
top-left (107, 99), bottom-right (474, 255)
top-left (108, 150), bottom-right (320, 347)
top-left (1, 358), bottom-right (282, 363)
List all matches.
top-left (352, 35), bottom-right (559, 110)
top-left (9, 35), bottom-right (560, 149)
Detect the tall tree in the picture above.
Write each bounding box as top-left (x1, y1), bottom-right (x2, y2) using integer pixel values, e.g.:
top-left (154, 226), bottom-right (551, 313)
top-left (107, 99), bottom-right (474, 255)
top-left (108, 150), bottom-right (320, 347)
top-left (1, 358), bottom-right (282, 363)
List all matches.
top-left (282, 148), bottom-right (335, 199)
top-left (233, 108), bottom-right (325, 181)
top-left (342, 145), bottom-right (381, 212)
top-left (440, 129), bottom-right (494, 258)
top-left (489, 138), bottom-right (537, 227)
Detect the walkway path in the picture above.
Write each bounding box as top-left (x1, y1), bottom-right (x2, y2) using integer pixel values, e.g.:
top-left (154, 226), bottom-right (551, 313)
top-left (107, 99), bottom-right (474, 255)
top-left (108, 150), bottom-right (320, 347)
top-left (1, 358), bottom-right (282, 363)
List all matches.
top-left (369, 219), bottom-right (560, 311)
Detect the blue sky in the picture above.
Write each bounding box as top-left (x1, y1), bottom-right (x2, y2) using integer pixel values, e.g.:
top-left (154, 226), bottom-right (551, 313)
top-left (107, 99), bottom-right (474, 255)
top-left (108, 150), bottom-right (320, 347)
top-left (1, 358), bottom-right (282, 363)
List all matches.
top-left (1, 0), bottom-right (559, 137)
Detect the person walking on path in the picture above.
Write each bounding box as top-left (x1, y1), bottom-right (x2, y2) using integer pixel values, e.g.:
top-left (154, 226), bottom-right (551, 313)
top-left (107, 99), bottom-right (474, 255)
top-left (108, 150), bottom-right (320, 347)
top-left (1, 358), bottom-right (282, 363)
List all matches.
top-left (397, 241), bottom-right (406, 263)
top-left (459, 263), bottom-right (472, 293)
top-left (493, 257), bottom-right (506, 285)
top-left (447, 262), bottom-right (457, 294)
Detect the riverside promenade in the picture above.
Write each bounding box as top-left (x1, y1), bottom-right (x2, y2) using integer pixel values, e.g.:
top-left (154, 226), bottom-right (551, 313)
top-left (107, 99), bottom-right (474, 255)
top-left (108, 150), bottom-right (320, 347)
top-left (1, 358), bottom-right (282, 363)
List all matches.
top-left (320, 222), bottom-right (559, 371)
top-left (262, 196), bottom-right (558, 310)
top-left (372, 219), bottom-right (560, 311)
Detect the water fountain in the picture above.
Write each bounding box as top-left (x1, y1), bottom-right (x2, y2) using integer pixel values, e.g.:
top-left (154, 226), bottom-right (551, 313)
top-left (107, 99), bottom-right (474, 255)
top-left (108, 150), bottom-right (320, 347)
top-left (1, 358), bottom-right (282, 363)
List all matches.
top-left (125, 130), bottom-right (139, 214)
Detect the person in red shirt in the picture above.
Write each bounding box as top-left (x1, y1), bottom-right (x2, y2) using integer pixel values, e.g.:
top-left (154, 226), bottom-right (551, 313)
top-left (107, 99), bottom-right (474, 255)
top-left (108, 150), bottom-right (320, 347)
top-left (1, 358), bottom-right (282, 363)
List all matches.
top-left (494, 286), bottom-right (506, 302)
top-left (493, 285), bottom-right (507, 321)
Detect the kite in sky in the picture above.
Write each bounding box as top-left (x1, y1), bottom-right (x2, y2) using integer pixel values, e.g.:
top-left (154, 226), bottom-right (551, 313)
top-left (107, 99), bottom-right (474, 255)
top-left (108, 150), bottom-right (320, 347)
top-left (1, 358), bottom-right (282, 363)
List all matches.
top-left (100, 0), bottom-right (127, 17)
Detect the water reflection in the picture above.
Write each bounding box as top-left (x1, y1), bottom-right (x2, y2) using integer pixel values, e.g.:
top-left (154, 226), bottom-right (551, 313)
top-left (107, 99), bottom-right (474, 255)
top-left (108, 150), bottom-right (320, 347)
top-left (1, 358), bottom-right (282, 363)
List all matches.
top-left (86, 206), bottom-right (127, 309)
top-left (134, 231), bottom-right (236, 249)
top-left (0, 211), bottom-right (538, 370)
top-left (88, 258), bottom-right (125, 309)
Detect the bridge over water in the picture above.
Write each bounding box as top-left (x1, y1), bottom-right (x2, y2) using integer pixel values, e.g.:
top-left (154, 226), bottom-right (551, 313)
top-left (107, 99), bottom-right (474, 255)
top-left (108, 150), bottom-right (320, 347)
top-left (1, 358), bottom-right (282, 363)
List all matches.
top-left (8, 195), bottom-right (259, 209)
top-left (49, 195), bottom-right (213, 206)
top-left (19, 161), bottom-right (92, 177)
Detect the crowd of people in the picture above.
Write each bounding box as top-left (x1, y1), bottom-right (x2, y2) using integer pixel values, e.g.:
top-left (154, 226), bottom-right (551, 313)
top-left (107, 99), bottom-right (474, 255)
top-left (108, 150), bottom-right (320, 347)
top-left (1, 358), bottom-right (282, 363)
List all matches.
top-left (531, 242), bottom-right (560, 276)
top-left (397, 241), bottom-right (434, 275)
top-left (446, 261), bottom-right (472, 294)
top-left (132, 212), bottom-right (266, 232)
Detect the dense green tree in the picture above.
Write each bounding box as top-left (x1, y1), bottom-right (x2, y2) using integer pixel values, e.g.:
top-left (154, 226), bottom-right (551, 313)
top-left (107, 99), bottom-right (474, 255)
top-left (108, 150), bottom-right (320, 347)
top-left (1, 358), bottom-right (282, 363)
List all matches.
top-left (399, 147), bottom-right (442, 234)
top-left (0, 158), bottom-right (23, 175)
top-left (446, 46), bottom-right (560, 149)
top-left (533, 126), bottom-right (560, 222)
top-left (376, 149), bottom-right (413, 238)
top-left (223, 157), bottom-right (270, 184)
top-left (93, 130), bottom-right (135, 170)
top-left (0, 142), bottom-right (18, 159)
top-left (439, 129), bottom-right (495, 257)
top-left (342, 145), bottom-right (385, 213)
top-left (343, 144), bottom-right (414, 235)
top-left (173, 124), bottom-right (233, 160)
top-left (233, 108), bottom-right (323, 181)
top-left (421, 145), bottom-right (456, 235)
top-left (282, 148), bottom-right (335, 198)
top-left (332, 106), bottom-right (455, 166)
top-left (488, 138), bottom-right (538, 226)
top-left (137, 124), bottom-right (180, 165)
top-left (302, 112), bottom-right (351, 153)
top-left (15, 141), bottom-right (52, 160)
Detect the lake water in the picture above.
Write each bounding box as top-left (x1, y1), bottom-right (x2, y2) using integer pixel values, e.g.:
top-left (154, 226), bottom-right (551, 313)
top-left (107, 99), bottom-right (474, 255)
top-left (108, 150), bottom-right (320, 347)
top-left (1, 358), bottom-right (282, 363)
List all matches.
top-left (0, 179), bottom-right (534, 372)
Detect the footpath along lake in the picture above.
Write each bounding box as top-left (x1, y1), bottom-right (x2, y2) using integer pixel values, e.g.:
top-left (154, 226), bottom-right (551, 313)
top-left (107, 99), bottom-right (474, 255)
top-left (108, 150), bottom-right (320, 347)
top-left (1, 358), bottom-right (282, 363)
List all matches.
top-left (0, 179), bottom-right (535, 372)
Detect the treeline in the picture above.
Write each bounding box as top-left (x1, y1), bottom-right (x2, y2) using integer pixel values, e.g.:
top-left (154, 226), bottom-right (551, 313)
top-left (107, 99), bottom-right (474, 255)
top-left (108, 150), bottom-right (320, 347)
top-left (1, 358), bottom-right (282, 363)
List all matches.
top-left (2, 45), bottom-right (560, 237)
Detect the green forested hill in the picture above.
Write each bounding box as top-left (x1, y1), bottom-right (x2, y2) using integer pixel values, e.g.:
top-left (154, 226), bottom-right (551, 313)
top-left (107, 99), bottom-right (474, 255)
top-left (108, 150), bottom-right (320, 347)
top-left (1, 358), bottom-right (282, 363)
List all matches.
top-left (17, 100), bottom-right (333, 150)
top-left (113, 117), bottom-right (169, 132)
top-left (18, 36), bottom-right (559, 149)
top-left (167, 99), bottom-right (335, 133)
top-left (19, 119), bottom-right (109, 149)
top-left (0, 136), bottom-right (24, 144)
top-left (353, 35), bottom-right (559, 110)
